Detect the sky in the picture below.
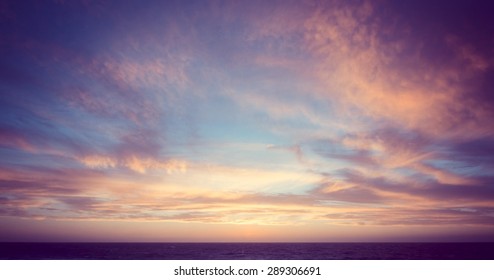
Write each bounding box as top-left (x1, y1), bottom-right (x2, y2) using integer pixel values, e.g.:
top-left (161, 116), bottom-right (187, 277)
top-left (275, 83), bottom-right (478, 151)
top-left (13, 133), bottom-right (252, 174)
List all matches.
top-left (1, 0), bottom-right (494, 242)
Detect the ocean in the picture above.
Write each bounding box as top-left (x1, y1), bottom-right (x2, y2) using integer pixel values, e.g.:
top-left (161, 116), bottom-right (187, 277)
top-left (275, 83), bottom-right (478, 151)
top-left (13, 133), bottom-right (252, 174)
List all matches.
top-left (1, 242), bottom-right (493, 260)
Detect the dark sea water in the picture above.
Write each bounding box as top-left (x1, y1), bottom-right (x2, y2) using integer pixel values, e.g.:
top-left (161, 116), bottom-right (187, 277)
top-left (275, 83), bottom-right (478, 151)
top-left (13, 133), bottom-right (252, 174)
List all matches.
top-left (1, 243), bottom-right (494, 260)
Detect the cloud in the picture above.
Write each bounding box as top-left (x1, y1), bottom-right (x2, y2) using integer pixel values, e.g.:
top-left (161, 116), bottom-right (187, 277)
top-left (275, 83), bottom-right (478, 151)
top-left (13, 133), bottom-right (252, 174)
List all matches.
top-left (0, 173), bottom-right (314, 223)
top-left (301, 1), bottom-right (493, 138)
top-left (267, 144), bottom-right (306, 164)
top-left (339, 168), bottom-right (494, 203)
top-left (60, 56), bottom-right (183, 125)
top-left (76, 128), bottom-right (187, 174)
top-left (225, 0), bottom-right (494, 145)
top-left (311, 182), bottom-right (384, 204)
top-left (325, 207), bottom-right (494, 226)
top-left (100, 57), bottom-right (189, 91)
top-left (1, 159), bottom-right (493, 227)
top-left (79, 155), bottom-right (117, 169)
top-left (311, 128), bottom-right (435, 176)
top-left (124, 157), bottom-right (186, 174)
top-left (78, 154), bottom-right (186, 174)
top-left (0, 126), bottom-right (36, 152)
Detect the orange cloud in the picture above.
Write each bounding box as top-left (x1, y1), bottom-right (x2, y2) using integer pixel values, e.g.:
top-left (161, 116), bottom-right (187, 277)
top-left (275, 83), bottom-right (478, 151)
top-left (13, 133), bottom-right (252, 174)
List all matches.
top-left (305, 3), bottom-right (492, 138)
top-left (78, 154), bottom-right (187, 174)
top-left (79, 155), bottom-right (117, 169)
top-left (125, 156), bottom-right (187, 174)
top-left (101, 57), bottom-right (189, 90)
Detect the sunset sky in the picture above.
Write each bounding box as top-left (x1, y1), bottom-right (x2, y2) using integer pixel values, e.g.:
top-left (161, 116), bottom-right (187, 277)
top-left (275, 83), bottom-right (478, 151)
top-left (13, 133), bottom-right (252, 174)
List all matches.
top-left (1, 0), bottom-right (494, 242)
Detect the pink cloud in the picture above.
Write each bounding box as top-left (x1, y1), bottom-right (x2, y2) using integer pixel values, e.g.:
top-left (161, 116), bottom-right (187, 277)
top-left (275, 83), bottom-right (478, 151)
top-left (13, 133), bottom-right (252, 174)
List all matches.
top-left (99, 57), bottom-right (189, 91)
top-left (325, 207), bottom-right (494, 226)
top-left (236, 1), bottom-right (493, 139)
top-left (78, 155), bottom-right (117, 169)
top-left (302, 2), bottom-right (492, 138)
top-left (77, 154), bottom-right (187, 174)
top-left (0, 126), bottom-right (36, 152)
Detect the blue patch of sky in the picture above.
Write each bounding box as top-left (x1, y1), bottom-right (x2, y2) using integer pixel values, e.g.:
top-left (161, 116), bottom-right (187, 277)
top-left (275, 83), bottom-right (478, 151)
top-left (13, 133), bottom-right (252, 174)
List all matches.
top-left (425, 159), bottom-right (491, 178)
top-left (392, 166), bottom-right (420, 177)
top-left (192, 89), bottom-right (285, 144)
top-left (0, 148), bottom-right (79, 170)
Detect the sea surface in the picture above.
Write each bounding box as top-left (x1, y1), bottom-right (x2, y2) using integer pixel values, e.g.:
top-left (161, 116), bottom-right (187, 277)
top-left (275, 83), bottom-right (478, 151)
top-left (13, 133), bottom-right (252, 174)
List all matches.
top-left (1, 242), bottom-right (494, 260)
